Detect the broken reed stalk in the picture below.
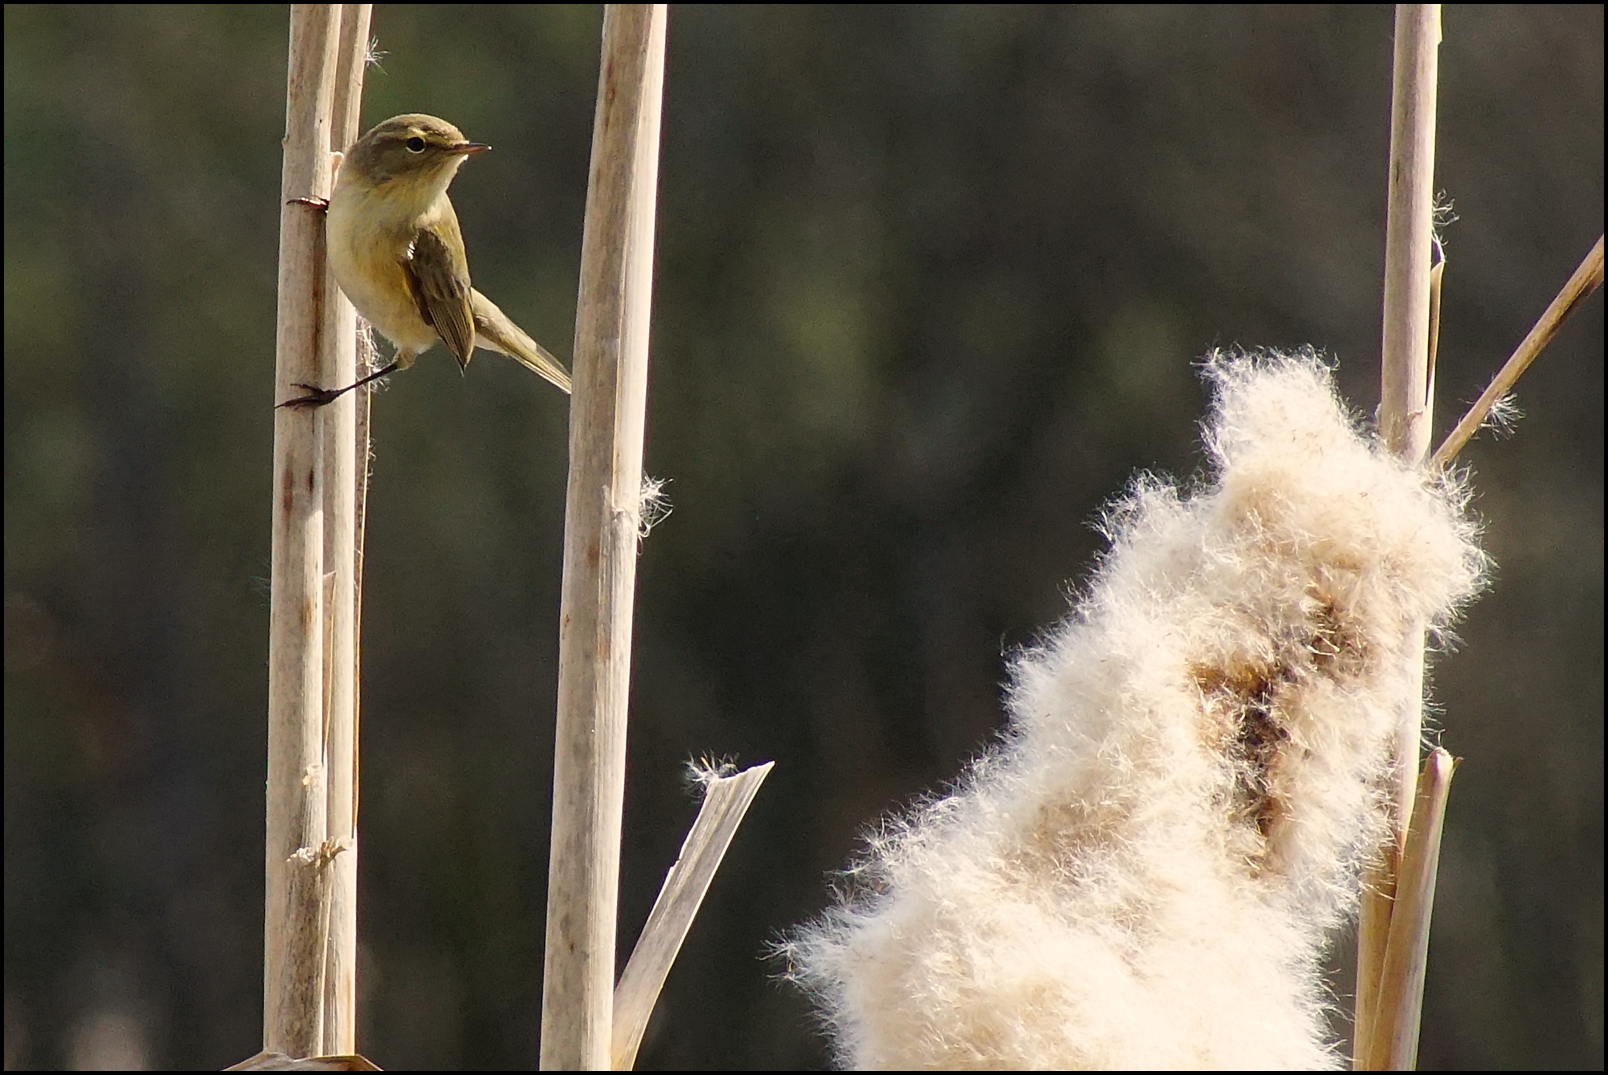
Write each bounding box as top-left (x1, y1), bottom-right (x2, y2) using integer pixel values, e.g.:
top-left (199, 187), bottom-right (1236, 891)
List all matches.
top-left (1432, 234), bottom-right (1605, 468)
top-left (540, 5), bottom-right (667, 1069)
top-left (1356, 5), bottom-right (1440, 1070)
top-left (264, 4), bottom-right (370, 1059)
top-left (1365, 749), bottom-right (1458, 1070)
top-left (612, 762), bottom-right (775, 1069)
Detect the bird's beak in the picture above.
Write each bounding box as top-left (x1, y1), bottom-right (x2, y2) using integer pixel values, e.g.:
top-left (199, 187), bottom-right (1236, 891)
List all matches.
top-left (452, 141), bottom-right (491, 156)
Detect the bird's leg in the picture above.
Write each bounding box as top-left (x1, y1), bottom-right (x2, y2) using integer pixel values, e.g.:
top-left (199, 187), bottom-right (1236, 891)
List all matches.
top-left (277, 360), bottom-right (399, 409)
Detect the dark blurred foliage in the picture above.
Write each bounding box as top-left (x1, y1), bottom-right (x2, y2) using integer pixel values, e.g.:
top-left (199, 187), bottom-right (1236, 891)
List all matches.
top-left (4, 4), bottom-right (1601, 1070)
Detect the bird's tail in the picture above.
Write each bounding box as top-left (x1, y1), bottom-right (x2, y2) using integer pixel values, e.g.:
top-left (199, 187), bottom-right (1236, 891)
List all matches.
top-left (470, 288), bottom-right (572, 394)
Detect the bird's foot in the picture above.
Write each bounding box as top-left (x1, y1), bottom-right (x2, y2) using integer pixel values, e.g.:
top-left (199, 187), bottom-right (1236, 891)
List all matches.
top-left (277, 383), bottom-right (347, 409)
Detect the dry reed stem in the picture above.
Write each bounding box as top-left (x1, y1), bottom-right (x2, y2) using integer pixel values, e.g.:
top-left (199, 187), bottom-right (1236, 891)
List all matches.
top-left (612, 762), bottom-right (775, 1069)
top-left (1431, 234), bottom-right (1605, 468)
top-left (1356, 6), bottom-right (1440, 1069)
top-left (541, 5), bottom-right (667, 1069)
top-left (266, 4), bottom-right (342, 1056)
top-left (1363, 749), bottom-right (1458, 1070)
top-left (318, 5), bottom-right (371, 1056)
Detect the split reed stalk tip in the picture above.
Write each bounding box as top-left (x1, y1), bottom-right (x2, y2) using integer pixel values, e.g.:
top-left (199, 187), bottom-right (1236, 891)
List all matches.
top-left (1431, 234), bottom-right (1605, 469)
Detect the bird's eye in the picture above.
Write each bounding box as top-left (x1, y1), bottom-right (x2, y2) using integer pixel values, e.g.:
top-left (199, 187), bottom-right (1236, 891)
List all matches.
top-left (406, 136), bottom-right (426, 153)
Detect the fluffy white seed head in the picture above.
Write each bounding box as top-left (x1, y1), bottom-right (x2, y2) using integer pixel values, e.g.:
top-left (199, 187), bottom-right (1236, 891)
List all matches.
top-left (786, 351), bottom-right (1486, 1070)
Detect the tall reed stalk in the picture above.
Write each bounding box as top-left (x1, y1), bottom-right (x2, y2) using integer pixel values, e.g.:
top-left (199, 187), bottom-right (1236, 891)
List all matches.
top-left (540, 5), bottom-right (667, 1068)
top-left (262, 3), bottom-right (369, 1060)
top-left (1356, 7), bottom-right (1441, 1069)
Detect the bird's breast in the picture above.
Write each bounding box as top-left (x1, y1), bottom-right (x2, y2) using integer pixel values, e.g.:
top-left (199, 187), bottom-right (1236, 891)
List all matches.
top-left (327, 181), bottom-right (440, 355)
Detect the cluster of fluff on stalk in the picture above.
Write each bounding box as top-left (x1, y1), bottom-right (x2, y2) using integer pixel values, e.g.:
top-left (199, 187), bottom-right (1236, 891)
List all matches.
top-left (784, 352), bottom-right (1487, 1069)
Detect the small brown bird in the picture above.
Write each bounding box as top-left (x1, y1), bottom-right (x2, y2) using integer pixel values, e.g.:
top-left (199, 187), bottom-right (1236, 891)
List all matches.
top-left (282, 114), bottom-right (571, 407)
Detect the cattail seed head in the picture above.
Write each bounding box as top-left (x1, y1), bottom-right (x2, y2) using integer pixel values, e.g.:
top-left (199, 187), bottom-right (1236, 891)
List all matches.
top-left (785, 352), bottom-right (1486, 1070)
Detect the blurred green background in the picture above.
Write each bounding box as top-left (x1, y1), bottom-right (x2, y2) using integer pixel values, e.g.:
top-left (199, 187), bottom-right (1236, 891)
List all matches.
top-left (4, 4), bottom-right (1601, 1069)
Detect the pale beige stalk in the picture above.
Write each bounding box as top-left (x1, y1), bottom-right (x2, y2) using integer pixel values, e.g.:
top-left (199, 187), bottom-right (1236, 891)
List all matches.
top-left (540, 5), bottom-right (667, 1069)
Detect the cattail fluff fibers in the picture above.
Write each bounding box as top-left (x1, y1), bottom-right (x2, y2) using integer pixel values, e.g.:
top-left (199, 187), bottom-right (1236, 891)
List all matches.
top-left (785, 352), bottom-right (1487, 1069)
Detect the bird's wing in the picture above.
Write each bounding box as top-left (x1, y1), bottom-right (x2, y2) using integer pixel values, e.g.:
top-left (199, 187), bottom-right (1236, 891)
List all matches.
top-left (403, 216), bottom-right (477, 370)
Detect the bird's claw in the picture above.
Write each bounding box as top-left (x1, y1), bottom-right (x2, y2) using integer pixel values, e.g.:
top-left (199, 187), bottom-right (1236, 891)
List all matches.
top-left (277, 383), bottom-right (343, 409)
